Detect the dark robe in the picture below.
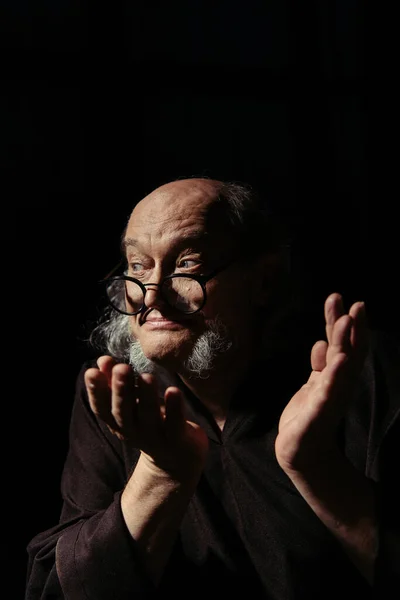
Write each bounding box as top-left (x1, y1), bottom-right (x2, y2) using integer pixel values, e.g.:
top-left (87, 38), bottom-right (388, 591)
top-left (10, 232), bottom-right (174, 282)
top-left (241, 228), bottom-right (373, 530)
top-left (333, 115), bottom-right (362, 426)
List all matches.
top-left (25, 329), bottom-right (400, 599)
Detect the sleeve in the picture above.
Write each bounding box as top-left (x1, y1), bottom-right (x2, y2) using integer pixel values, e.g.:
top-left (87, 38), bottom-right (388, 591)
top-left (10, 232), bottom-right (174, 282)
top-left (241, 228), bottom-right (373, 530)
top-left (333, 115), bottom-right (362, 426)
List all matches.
top-left (25, 362), bottom-right (158, 600)
top-left (373, 418), bottom-right (400, 595)
top-left (368, 331), bottom-right (400, 595)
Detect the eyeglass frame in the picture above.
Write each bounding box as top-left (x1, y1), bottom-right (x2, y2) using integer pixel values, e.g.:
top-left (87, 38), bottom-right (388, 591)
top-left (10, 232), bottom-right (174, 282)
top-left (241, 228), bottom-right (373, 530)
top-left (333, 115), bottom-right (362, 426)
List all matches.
top-left (100, 259), bottom-right (236, 316)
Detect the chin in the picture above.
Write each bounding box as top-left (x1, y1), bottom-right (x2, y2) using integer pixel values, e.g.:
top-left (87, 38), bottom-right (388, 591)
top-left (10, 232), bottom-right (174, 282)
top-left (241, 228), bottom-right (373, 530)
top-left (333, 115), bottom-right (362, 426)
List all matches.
top-left (138, 329), bottom-right (196, 367)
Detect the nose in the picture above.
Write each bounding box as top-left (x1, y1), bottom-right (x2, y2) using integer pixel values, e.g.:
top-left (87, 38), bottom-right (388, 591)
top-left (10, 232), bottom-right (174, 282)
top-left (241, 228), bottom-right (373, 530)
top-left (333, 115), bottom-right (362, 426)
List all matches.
top-left (142, 283), bottom-right (165, 311)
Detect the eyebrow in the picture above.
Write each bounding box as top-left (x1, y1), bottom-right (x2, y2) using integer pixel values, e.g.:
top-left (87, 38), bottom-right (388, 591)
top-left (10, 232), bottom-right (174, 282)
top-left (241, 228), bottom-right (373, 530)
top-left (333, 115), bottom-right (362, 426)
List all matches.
top-left (123, 238), bottom-right (140, 249)
top-left (123, 231), bottom-right (209, 251)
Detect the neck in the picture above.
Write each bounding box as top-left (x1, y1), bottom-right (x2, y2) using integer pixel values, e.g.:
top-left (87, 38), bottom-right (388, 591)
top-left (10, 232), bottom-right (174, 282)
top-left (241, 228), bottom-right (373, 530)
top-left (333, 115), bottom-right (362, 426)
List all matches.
top-left (177, 347), bottom-right (253, 430)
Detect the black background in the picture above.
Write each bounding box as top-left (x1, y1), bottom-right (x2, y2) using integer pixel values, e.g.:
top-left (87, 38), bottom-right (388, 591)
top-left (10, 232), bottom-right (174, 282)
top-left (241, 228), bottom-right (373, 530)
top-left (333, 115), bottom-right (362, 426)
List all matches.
top-left (1, 2), bottom-right (398, 595)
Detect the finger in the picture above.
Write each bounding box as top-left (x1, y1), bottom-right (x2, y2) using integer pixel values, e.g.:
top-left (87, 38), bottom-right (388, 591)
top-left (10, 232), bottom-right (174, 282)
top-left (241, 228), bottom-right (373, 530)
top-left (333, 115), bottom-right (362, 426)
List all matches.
top-left (310, 340), bottom-right (328, 373)
top-left (326, 314), bottom-right (353, 366)
top-left (84, 367), bottom-right (120, 433)
top-left (164, 387), bottom-right (186, 442)
top-left (136, 373), bottom-right (164, 434)
top-left (97, 355), bottom-right (117, 387)
top-left (110, 364), bottom-right (136, 436)
top-left (349, 301), bottom-right (370, 369)
top-left (324, 292), bottom-right (345, 345)
top-left (316, 351), bottom-right (352, 415)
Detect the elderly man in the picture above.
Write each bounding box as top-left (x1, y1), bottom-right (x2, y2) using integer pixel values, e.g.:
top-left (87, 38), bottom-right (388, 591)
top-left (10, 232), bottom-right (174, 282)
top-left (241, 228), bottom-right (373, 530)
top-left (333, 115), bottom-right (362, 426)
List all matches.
top-left (26, 178), bottom-right (399, 599)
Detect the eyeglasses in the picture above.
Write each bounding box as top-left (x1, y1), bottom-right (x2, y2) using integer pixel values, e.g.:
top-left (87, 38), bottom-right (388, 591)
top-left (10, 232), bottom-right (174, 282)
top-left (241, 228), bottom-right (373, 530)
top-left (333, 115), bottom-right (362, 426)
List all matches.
top-left (101, 261), bottom-right (234, 316)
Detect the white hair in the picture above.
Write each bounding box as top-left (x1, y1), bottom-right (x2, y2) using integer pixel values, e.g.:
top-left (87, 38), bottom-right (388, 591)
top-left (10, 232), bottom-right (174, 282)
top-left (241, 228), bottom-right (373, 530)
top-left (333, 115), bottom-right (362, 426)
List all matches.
top-left (90, 308), bottom-right (233, 379)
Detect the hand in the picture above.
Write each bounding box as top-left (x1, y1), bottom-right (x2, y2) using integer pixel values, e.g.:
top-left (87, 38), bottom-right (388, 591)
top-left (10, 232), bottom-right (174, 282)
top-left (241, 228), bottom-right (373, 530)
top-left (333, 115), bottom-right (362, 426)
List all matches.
top-left (84, 357), bottom-right (209, 479)
top-left (275, 292), bottom-right (369, 475)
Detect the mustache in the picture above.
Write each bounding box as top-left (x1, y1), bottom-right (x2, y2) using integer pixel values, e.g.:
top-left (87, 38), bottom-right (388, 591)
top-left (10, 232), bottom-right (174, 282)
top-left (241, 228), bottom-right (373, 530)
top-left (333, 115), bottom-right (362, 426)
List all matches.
top-left (138, 306), bottom-right (195, 326)
top-left (129, 316), bottom-right (233, 378)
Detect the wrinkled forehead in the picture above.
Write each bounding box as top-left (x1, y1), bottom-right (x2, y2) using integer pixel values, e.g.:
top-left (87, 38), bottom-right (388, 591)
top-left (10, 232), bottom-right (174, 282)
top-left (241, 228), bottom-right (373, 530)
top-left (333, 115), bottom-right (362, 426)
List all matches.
top-left (125, 180), bottom-right (230, 242)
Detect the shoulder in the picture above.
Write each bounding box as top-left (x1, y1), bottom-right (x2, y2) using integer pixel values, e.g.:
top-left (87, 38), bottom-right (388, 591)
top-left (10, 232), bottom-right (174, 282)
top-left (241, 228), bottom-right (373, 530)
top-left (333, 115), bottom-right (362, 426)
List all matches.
top-left (367, 329), bottom-right (400, 403)
top-left (369, 328), bottom-right (399, 362)
top-left (365, 329), bottom-right (400, 473)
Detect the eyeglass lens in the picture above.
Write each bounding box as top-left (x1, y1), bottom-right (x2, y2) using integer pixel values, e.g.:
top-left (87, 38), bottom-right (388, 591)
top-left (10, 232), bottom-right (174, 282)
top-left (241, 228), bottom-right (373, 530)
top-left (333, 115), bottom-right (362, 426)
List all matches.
top-left (106, 277), bottom-right (205, 314)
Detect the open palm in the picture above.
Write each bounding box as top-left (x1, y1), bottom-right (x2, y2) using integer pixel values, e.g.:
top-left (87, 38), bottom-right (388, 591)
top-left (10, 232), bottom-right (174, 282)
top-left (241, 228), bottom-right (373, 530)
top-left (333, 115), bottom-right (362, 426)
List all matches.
top-left (85, 358), bottom-right (209, 478)
top-left (275, 292), bottom-right (369, 475)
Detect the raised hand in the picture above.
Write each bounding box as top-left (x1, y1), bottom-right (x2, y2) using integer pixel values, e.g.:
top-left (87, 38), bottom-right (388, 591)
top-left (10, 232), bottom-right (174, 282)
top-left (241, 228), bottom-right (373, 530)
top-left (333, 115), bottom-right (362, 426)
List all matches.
top-left (84, 357), bottom-right (209, 478)
top-left (275, 292), bottom-right (370, 475)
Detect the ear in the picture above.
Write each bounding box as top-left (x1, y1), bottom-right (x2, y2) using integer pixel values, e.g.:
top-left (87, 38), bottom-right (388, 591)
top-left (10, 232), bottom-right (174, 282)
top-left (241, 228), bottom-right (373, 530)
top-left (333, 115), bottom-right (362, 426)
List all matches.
top-left (252, 252), bottom-right (286, 308)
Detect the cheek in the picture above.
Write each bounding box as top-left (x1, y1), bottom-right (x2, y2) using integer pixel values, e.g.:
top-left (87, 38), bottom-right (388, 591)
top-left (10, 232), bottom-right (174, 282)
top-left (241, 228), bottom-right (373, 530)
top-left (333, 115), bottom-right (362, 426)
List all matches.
top-left (128, 315), bottom-right (140, 336)
top-left (203, 280), bottom-right (253, 320)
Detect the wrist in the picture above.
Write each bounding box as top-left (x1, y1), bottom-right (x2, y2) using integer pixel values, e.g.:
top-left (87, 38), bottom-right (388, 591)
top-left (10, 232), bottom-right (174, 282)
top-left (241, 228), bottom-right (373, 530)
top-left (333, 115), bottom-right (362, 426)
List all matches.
top-left (278, 443), bottom-right (345, 481)
top-left (138, 450), bottom-right (204, 488)
top-left (282, 451), bottom-right (377, 528)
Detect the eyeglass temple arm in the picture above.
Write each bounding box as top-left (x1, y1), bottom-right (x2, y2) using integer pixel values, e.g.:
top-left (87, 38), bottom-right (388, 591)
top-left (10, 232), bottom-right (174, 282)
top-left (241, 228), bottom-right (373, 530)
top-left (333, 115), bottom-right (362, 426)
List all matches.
top-left (101, 259), bottom-right (126, 281)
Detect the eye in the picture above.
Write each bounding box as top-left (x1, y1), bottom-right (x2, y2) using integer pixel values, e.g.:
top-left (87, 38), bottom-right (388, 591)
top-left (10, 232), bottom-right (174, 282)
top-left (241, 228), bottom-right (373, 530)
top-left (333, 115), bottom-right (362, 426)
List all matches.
top-left (128, 263), bottom-right (142, 271)
top-left (128, 263), bottom-right (148, 277)
top-left (178, 259), bottom-right (201, 269)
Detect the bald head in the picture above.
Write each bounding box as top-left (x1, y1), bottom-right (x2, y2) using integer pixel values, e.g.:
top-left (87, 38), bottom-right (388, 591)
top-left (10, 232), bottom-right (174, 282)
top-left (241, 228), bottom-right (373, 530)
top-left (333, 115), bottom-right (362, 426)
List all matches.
top-left (145, 177), bottom-right (223, 202)
top-left (129, 178), bottom-right (223, 228)
top-left (122, 176), bottom-right (285, 264)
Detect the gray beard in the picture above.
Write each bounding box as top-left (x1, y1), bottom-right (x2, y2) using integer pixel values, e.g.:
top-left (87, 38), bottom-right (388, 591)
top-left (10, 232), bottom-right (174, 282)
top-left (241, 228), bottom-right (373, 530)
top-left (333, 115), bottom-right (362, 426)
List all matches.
top-left (128, 316), bottom-right (233, 380)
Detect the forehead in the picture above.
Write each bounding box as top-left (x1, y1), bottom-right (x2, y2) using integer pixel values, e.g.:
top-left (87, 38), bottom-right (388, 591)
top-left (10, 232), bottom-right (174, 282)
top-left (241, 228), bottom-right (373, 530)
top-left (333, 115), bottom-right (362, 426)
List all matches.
top-left (124, 180), bottom-right (231, 251)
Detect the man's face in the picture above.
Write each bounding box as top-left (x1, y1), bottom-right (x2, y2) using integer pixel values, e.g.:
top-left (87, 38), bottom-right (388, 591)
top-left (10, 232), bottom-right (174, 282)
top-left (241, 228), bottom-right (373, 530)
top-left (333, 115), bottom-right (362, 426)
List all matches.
top-left (123, 179), bottom-right (260, 370)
